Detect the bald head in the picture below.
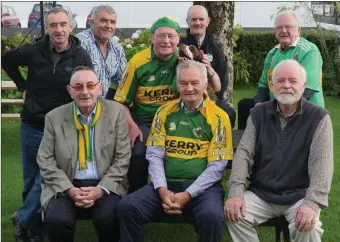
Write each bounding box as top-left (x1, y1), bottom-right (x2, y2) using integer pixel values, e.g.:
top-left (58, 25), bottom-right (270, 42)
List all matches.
top-left (186, 5), bottom-right (210, 38)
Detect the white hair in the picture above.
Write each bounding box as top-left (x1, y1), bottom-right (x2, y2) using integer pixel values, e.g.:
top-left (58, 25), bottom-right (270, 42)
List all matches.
top-left (44, 7), bottom-right (72, 25)
top-left (176, 60), bottom-right (207, 86)
top-left (272, 59), bottom-right (307, 85)
top-left (274, 10), bottom-right (301, 27)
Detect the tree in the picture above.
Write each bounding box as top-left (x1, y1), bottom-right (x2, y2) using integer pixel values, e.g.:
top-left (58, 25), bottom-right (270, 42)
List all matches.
top-left (193, 1), bottom-right (235, 105)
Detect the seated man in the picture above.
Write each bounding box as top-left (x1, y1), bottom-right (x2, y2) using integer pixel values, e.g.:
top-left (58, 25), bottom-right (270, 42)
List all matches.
top-left (225, 60), bottom-right (333, 242)
top-left (118, 60), bottom-right (234, 242)
top-left (37, 66), bottom-right (131, 242)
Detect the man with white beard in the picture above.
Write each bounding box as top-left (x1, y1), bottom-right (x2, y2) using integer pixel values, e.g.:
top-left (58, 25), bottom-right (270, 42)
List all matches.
top-left (224, 59), bottom-right (334, 242)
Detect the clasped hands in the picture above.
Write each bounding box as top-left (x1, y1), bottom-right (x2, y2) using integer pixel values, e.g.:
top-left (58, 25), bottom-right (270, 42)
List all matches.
top-left (66, 186), bottom-right (104, 208)
top-left (158, 187), bottom-right (191, 215)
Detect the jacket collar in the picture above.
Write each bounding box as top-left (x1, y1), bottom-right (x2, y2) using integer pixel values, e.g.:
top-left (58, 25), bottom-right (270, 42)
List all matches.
top-left (268, 97), bottom-right (305, 116)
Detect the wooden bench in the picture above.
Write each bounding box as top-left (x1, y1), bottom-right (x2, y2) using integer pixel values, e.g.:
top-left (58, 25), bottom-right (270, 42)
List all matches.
top-left (1, 81), bottom-right (23, 120)
top-left (153, 129), bottom-right (290, 242)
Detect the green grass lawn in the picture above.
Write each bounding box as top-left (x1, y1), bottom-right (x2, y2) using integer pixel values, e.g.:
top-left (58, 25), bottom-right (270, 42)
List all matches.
top-left (2, 87), bottom-right (339, 242)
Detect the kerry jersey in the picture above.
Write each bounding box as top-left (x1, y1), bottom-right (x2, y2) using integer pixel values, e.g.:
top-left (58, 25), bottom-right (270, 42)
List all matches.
top-left (258, 37), bottom-right (324, 107)
top-left (114, 47), bottom-right (178, 118)
top-left (146, 97), bottom-right (234, 182)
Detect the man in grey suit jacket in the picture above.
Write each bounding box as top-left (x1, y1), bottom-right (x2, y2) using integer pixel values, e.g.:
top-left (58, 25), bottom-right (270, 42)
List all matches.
top-left (37, 66), bottom-right (131, 242)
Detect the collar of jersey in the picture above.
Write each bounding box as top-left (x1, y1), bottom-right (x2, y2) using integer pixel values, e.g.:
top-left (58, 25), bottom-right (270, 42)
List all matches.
top-left (275, 37), bottom-right (300, 50)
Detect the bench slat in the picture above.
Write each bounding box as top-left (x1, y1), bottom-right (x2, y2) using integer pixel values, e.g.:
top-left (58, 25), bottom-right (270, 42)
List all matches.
top-left (1, 113), bottom-right (21, 120)
top-left (1, 99), bottom-right (24, 105)
top-left (1, 81), bottom-right (17, 90)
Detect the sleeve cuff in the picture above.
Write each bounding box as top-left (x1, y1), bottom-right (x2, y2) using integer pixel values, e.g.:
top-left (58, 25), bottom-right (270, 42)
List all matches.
top-left (302, 199), bottom-right (321, 212)
top-left (97, 185), bottom-right (110, 195)
top-left (185, 183), bottom-right (202, 198)
top-left (153, 180), bottom-right (167, 190)
top-left (228, 186), bottom-right (245, 199)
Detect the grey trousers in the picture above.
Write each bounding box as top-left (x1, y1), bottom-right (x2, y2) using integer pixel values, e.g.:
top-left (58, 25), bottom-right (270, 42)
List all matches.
top-left (226, 191), bottom-right (323, 242)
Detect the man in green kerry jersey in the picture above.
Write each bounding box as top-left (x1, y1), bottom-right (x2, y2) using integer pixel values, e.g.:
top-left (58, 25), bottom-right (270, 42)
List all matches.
top-left (118, 60), bottom-right (233, 242)
top-left (114, 17), bottom-right (180, 193)
top-left (237, 11), bottom-right (324, 130)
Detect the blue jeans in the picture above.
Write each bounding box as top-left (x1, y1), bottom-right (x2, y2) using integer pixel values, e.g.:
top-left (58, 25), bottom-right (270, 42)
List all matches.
top-left (118, 182), bottom-right (225, 242)
top-left (18, 122), bottom-right (43, 232)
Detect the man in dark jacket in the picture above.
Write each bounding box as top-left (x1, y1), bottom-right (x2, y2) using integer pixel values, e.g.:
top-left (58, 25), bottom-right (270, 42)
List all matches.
top-left (181, 4), bottom-right (236, 128)
top-left (2, 7), bottom-right (92, 242)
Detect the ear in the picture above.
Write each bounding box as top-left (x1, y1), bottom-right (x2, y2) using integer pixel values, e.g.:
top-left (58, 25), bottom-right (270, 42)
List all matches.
top-left (66, 85), bottom-right (73, 98)
top-left (44, 23), bottom-right (48, 34)
top-left (297, 27), bottom-right (301, 35)
top-left (207, 17), bottom-right (211, 26)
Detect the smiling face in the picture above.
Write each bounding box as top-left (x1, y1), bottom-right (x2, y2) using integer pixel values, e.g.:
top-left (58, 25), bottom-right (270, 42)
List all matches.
top-left (45, 11), bottom-right (73, 48)
top-left (67, 70), bottom-right (102, 113)
top-left (274, 13), bottom-right (301, 48)
top-left (186, 5), bottom-right (210, 38)
top-left (91, 10), bottom-right (117, 41)
top-left (177, 66), bottom-right (207, 107)
top-left (152, 27), bottom-right (179, 60)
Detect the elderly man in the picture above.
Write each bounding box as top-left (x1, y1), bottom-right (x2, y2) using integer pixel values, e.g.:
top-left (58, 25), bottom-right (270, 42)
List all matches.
top-left (76, 5), bottom-right (127, 99)
top-left (2, 7), bottom-right (92, 242)
top-left (225, 59), bottom-right (333, 242)
top-left (118, 60), bottom-right (234, 242)
top-left (238, 11), bottom-right (325, 130)
top-left (114, 17), bottom-right (181, 192)
top-left (37, 66), bottom-right (130, 242)
top-left (181, 4), bottom-right (236, 127)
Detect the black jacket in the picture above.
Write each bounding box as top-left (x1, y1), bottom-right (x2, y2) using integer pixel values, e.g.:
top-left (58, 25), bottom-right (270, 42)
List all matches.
top-left (2, 35), bottom-right (92, 130)
top-left (180, 30), bottom-right (228, 100)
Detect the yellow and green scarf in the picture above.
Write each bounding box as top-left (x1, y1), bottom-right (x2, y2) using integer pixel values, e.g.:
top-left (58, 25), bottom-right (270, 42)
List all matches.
top-left (72, 100), bottom-right (102, 170)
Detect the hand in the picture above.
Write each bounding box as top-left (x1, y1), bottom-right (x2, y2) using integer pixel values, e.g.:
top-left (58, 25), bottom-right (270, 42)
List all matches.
top-left (294, 205), bottom-right (317, 231)
top-left (224, 197), bottom-right (246, 223)
top-left (66, 187), bottom-right (88, 202)
top-left (129, 123), bottom-right (143, 148)
top-left (200, 50), bottom-right (211, 66)
top-left (171, 192), bottom-right (191, 209)
top-left (79, 186), bottom-right (104, 202)
top-left (23, 90), bottom-right (26, 101)
top-left (158, 187), bottom-right (181, 215)
top-left (75, 200), bottom-right (95, 208)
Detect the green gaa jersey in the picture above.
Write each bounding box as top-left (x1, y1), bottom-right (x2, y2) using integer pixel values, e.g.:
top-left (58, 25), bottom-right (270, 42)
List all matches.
top-left (114, 47), bottom-right (179, 118)
top-left (146, 97), bottom-right (234, 183)
top-left (258, 37), bottom-right (324, 107)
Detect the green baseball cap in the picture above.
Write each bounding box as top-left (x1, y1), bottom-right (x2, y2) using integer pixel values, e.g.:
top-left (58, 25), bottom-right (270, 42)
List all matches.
top-left (150, 17), bottom-right (180, 33)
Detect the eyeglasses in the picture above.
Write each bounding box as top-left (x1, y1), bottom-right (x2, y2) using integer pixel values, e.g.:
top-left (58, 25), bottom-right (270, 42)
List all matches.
top-left (274, 25), bottom-right (298, 31)
top-left (153, 33), bottom-right (178, 40)
top-left (69, 82), bottom-right (100, 92)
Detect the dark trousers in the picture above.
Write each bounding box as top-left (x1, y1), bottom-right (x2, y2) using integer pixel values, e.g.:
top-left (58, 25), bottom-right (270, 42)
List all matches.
top-left (44, 180), bottom-right (121, 242)
top-left (128, 120), bottom-right (151, 193)
top-left (18, 122), bottom-right (44, 234)
top-left (237, 98), bottom-right (255, 130)
top-left (215, 98), bottom-right (236, 129)
top-left (118, 182), bottom-right (225, 242)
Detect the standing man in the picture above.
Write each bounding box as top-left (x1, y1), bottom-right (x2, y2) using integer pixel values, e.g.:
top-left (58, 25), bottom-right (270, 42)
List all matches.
top-left (225, 60), bottom-right (333, 242)
top-left (76, 5), bottom-right (127, 99)
top-left (238, 11), bottom-right (324, 130)
top-left (181, 4), bottom-right (236, 128)
top-left (118, 60), bottom-right (234, 242)
top-left (114, 17), bottom-right (180, 193)
top-left (38, 66), bottom-right (130, 242)
top-left (2, 7), bottom-right (92, 242)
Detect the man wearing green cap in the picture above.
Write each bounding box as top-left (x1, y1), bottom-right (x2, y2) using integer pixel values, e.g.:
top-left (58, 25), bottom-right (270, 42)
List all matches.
top-left (114, 17), bottom-right (180, 193)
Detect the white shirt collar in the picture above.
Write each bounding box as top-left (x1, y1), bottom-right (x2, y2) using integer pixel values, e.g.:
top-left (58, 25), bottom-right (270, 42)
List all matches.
top-left (275, 37), bottom-right (300, 49)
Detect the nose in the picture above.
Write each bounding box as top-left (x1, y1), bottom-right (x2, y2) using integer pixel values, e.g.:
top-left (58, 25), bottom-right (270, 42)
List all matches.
top-left (186, 83), bottom-right (194, 91)
top-left (282, 79), bottom-right (291, 88)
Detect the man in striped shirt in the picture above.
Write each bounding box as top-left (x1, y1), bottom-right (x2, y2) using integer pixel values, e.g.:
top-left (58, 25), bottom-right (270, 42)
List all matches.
top-left (76, 5), bottom-right (127, 99)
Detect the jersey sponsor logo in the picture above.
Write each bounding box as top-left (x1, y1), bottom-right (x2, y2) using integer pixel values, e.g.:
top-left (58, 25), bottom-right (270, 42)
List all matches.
top-left (180, 121), bottom-right (189, 126)
top-left (267, 69), bottom-right (274, 93)
top-left (165, 139), bottom-right (203, 156)
top-left (136, 85), bottom-right (177, 104)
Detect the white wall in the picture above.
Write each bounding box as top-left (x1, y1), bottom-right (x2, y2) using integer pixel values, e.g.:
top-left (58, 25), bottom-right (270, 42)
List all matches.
top-left (3, 1), bottom-right (339, 30)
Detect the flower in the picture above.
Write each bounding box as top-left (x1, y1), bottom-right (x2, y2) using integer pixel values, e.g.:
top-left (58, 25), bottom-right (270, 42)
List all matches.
top-left (124, 38), bottom-right (133, 44)
top-left (112, 36), bottom-right (120, 42)
top-left (126, 44), bottom-right (132, 49)
top-left (140, 44), bottom-right (145, 48)
top-left (132, 32), bottom-right (139, 40)
top-left (136, 29), bottom-right (142, 34)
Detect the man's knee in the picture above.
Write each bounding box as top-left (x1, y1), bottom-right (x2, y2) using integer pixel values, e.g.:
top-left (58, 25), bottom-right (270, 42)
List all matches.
top-left (117, 195), bottom-right (138, 219)
top-left (44, 212), bottom-right (74, 232)
top-left (197, 206), bottom-right (224, 225)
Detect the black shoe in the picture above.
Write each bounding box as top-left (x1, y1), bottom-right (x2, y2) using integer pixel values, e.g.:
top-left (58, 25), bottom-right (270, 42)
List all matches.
top-left (11, 212), bottom-right (28, 242)
top-left (27, 228), bottom-right (44, 242)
